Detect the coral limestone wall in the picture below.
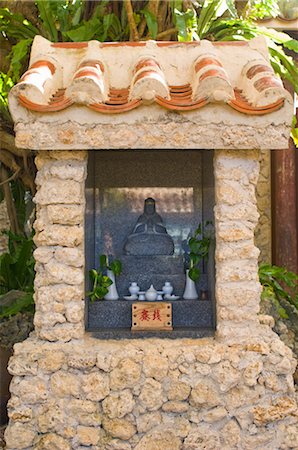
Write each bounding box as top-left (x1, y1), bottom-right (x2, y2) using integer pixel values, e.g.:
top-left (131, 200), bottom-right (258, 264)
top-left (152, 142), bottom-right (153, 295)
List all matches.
top-left (4, 336), bottom-right (298, 450)
top-left (4, 149), bottom-right (298, 449)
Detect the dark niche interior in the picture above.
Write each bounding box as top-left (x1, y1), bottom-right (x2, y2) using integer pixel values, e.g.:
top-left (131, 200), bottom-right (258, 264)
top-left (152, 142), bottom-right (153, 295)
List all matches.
top-left (85, 149), bottom-right (215, 338)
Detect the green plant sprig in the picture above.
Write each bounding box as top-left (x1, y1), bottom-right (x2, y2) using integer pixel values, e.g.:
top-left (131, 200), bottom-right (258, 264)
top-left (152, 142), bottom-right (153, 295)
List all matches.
top-left (188, 221), bottom-right (213, 282)
top-left (87, 254), bottom-right (122, 302)
top-left (259, 263), bottom-right (298, 318)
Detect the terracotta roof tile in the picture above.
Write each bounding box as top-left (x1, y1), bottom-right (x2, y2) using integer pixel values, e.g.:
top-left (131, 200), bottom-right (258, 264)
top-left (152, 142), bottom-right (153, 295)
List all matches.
top-left (11, 36), bottom-right (288, 116)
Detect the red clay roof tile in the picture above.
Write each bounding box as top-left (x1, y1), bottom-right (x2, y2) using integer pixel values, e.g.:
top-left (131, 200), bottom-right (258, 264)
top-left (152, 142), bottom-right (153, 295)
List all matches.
top-left (12, 38), bottom-right (287, 116)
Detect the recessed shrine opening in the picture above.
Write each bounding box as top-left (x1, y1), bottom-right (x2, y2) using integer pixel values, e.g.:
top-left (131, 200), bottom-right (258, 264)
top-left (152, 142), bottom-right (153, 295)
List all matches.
top-left (85, 149), bottom-right (215, 336)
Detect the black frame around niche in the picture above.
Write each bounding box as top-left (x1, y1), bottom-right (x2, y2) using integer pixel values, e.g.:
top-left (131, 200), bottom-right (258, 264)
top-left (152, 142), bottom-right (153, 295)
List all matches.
top-left (85, 149), bottom-right (216, 338)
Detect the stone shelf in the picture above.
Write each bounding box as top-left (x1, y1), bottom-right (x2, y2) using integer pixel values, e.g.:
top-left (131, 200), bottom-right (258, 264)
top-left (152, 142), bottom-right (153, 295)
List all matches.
top-left (87, 299), bottom-right (214, 330)
top-left (90, 327), bottom-right (215, 340)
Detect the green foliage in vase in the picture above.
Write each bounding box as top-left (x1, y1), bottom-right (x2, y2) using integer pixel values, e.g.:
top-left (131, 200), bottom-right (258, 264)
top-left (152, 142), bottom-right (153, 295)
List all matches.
top-left (187, 221), bottom-right (213, 282)
top-left (259, 263), bottom-right (298, 318)
top-left (87, 254), bottom-right (122, 302)
top-left (0, 231), bottom-right (35, 318)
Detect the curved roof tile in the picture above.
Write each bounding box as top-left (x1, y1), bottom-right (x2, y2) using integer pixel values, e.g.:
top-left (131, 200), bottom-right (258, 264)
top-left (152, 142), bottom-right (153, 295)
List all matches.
top-left (11, 36), bottom-right (288, 116)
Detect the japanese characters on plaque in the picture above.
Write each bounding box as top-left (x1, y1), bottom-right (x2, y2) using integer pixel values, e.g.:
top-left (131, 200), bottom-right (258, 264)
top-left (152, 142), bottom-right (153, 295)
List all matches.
top-left (131, 302), bottom-right (172, 331)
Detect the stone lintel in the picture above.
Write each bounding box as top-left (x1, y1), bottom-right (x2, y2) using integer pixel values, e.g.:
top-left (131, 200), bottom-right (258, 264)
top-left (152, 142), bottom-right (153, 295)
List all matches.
top-left (13, 102), bottom-right (292, 150)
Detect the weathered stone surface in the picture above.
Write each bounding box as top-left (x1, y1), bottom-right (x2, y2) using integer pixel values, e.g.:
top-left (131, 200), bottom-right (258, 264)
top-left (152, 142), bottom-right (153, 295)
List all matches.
top-left (203, 406), bottom-right (228, 423)
top-left (217, 259), bottom-right (259, 283)
top-left (102, 417), bottom-right (136, 440)
top-left (76, 426), bottom-right (100, 446)
top-left (143, 353), bottom-right (168, 381)
top-left (216, 221), bottom-right (254, 242)
top-left (162, 415), bottom-right (190, 438)
top-left (47, 204), bottom-right (84, 225)
top-left (216, 179), bottom-right (256, 205)
top-left (139, 378), bottom-right (163, 411)
top-left (216, 240), bottom-right (259, 262)
top-left (220, 419), bottom-right (241, 448)
top-left (34, 311), bottom-right (66, 328)
top-left (4, 422), bottom-right (35, 449)
top-left (66, 399), bottom-right (98, 415)
top-left (35, 433), bottom-right (71, 450)
top-left (37, 284), bottom-right (83, 303)
top-left (105, 440), bottom-right (132, 450)
top-left (34, 179), bottom-right (83, 205)
top-left (40, 160), bottom-right (86, 182)
top-left (38, 322), bottom-right (84, 342)
top-left (8, 355), bottom-right (38, 376)
top-left (255, 148), bottom-right (271, 263)
top-left (102, 390), bottom-right (135, 419)
top-left (110, 359), bottom-right (141, 390)
top-left (190, 380), bottom-right (221, 407)
top-left (82, 372), bottom-right (110, 401)
top-left (134, 429), bottom-right (181, 450)
top-left (162, 401), bottom-right (188, 413)
top-left (10, 376), bottom-right (48, 403)
top-left (65, 302), bottom-right (84, 323)
top-left (136, 412), bottom-right (162, 433)
top-left (51, 371), bottom-right (80, 398)
top-left (37, 403), bottom-right (65, 433)
top-left (8, 406), bottom-right (32, 423)
top-left (167, 380), bottom-right (191, 401)
top-left (183, 426), bottom-right (220, 450)
top-left (15, 115), bottom-right (291, 150)
top-left (243, 359), bottom-right (263, 386)
top-left (67, 353), bottom-right (96, 369)
top-left (253, 396), bottom-right (297, 425)
top-left (96, 353), bottom-right (112, 372)
top-left (34, 247), bottom-right (54, 264)
top-left (34, 224), bottom-right (83, 247)
top-left (55, 247), bottom-right (84, 267)
top-left (40, 259), bottom-right (85, 287)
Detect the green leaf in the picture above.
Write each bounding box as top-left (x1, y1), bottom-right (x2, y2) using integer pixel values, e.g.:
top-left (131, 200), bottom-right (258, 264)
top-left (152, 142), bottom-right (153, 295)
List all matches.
top-left (189, 267), bottom-right (200, 282)
top-left (277, 306), bottom-right (289, 319)
top-left (197, 0), bottom-right (228, 39)
top-left (109, 260), bottom-right (122, 277)
top-left (0, 8), bottom-right (38, 40)
top-left (62, 16), bottom-right (101, 42)
top-left (246, 0), bottom-right (280, 20)
top-left (226, 0), bottom-right (238, 18)
top-left (99, 254), bottom-right (107, 271)
top-left (189, 253), bottom-right (200, 267)
top-left (0, 291), bottom-right (34, 319)
top-left (283, 39), bottom-right (298, 53)
top-left (8, 39), bottom-right (32, 82)
top-left (141, 9), bottom-right (158, 39)
top-left (291, 116), bottom-right (298, 148)
top-left (102, 13), bottom-right (115, 41)
top-left (36, 0), bottom-right (58, 42)
top-left (174, 8), bottom-right (197, 42)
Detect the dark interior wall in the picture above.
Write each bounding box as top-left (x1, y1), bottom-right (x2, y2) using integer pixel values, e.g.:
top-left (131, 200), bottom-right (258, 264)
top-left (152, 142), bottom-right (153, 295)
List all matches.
top-left (85, 149), bottom-right (215, 332)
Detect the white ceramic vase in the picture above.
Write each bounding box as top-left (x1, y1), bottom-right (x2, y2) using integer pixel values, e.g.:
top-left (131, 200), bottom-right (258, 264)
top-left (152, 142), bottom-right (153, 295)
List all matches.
top-left (145, 285), bottom-right (158, 301)
top-left (129, 282), bottom-right (140, 296)
top-left (162, 281), bottom-right (173, 295)
top-left (104, 269), bottom-right (119, 300)
top-left (183, 269), bottom-right (198, 300)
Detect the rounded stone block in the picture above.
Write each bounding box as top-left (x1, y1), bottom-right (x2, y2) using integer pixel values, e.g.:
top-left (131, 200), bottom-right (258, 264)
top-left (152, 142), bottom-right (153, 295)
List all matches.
top-left (34, 179), bottom-right (83, 205)
top-left (34, 225), bottom-right (83, 247)
top-left (4, 422), bottom-right (35, 449)
top-left (47, 204), bottom-right (84, 225)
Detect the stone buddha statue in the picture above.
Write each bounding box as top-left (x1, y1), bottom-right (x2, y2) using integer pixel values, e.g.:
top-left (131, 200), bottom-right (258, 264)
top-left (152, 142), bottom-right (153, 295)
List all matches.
top-left (124, 197), bottom-right (174, 256)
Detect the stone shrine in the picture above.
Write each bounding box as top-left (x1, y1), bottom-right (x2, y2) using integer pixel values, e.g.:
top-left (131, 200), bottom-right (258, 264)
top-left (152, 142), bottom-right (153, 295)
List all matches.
top-left (4, 36), bottom-right (298, 449)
